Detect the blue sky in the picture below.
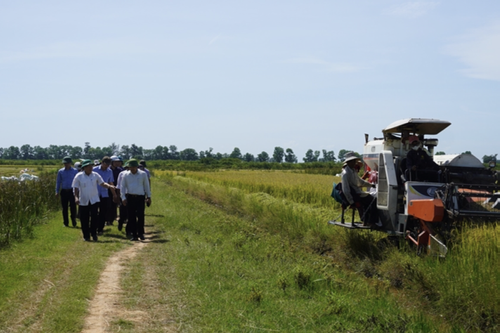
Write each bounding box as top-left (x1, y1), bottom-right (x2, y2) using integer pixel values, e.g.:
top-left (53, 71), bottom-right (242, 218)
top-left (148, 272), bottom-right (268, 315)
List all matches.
top-left (1, 1), bottom-right (499, 160)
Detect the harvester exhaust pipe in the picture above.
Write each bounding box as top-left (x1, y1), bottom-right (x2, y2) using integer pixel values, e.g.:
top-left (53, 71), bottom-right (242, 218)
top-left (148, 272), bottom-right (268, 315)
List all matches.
top-left (365, 133), bottom-right (369, 144)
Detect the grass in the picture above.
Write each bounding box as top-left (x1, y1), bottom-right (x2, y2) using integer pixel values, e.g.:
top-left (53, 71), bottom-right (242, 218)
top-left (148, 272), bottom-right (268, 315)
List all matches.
top-left (0, 213), bottom-right (129, 332)
top-left (118, 178), bottom-right (441, 332)
top-left (155, 172), bottom-right (499, 332)
top-left (0, 170), bottom-right (497, 332)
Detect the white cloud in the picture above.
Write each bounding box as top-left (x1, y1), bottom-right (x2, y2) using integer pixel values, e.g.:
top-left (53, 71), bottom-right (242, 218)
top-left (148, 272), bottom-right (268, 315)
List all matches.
top-left (286, 57), bottom-right (364, 73)
top-left (445, 23), bottom-right (500, 81)
top-left (383, 2), bottom-right (439, 18)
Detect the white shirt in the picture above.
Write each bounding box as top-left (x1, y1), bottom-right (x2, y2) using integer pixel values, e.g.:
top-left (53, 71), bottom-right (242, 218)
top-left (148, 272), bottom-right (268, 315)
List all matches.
top-left (72, 171), bottom-right (105, 206)
top-left (341, 165), bottom-right (372, 205)
top-left (120, 169), bottom-right (151, 201)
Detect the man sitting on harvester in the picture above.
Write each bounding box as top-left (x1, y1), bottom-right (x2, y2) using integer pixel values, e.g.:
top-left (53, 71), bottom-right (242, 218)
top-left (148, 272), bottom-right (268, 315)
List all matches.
top-left (341, 152), bottom-right (380, 227)
top-left (406, 135), bottom-right (441, 182)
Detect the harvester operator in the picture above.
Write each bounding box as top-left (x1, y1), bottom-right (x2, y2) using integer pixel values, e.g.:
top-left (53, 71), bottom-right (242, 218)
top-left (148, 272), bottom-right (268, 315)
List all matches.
top-left (406, 136), bottom-right (440, 182)
top-left (341, 152), bottom-right (380, 227)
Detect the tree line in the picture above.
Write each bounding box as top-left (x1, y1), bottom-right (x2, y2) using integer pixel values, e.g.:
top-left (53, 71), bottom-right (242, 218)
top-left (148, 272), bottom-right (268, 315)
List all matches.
top-left (0, 143), bottom-right (357, 163)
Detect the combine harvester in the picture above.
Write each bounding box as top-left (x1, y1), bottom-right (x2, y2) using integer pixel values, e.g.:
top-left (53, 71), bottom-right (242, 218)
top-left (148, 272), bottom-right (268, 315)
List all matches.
top-left (329, 118), bottom-right (500, 256)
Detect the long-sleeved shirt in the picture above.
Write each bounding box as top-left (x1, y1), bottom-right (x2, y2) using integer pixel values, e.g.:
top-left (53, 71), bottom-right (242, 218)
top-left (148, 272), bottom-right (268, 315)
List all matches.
top-left (341, 165), bottom-right (372, 205)
top-left (72, 172), bottom-right (105, 206)
top-left (93, 166), bottom-right (114, 198)
top-left (120, 169), bottom-right (151, 201)
top-left (56, 167), bottom-right (78, 194)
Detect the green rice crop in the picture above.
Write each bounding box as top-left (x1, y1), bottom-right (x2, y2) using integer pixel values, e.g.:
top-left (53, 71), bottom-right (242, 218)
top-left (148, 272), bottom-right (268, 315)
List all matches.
top-left (0, 173), bottom-right (59, 248)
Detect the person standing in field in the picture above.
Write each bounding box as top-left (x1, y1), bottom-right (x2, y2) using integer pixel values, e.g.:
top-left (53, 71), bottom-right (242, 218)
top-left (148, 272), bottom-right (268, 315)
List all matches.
top-left (93, 156), bottom-right (117, 234)
top-left (55, 156), bottom-right (78, 227)
top-left (139, 160), bottom-right (151, 188)
top-left (116, 161), bottom-right (130, 233)
top-left (72, 159), bottom-right (116, 242)
top-left (109, 155), bottom-right (124, 224)
top-left (121, 159), bottom-right (151, 241)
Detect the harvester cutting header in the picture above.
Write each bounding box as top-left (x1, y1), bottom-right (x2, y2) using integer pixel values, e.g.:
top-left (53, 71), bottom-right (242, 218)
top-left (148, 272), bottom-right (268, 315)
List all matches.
top-left (330, 118), bottom-right (500, 256)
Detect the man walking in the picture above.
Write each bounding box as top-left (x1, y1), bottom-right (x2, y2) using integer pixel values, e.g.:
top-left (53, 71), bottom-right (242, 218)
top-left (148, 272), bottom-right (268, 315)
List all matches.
top-left (120, 159), bottom-right (151, 241)
top-left (93, 156), bottom-right (117, 234)
top-left (56, 156), bottom-right (78, 227)
top-left (72, 159), bottom-right (116, 242)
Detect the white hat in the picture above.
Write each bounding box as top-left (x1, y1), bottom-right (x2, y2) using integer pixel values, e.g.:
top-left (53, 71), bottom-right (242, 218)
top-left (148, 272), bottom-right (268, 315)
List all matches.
top-left (343, 152), bottom-right (360, 164)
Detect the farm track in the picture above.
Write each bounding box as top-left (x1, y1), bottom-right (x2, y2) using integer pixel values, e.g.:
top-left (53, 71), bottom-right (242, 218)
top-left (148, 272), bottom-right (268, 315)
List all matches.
top-left (81, 240), bottom-right (147, 333)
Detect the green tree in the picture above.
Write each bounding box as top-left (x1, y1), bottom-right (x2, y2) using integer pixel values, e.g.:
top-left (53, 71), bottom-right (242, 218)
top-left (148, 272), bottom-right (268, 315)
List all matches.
top-left (273, 147), bottom-right (285, 163)
top-left (130, 144), bottom-right (143, 159)
top-left (243, 153), bottom-right (255, 162)
top-left (169, 145), bottom-right (180, 160)
top-left (303, 149), bottom-right (320, 162)
top-left (435, 151), bottom-right (446, 155)
top-left (83, 142), bottom-right (91, 158)
top-left (284, 148), bottom-right (297, 163)
top-left (338, 149), bottom-right (349, 162)
top-left (321, 149), bottom-right (336, 162)
top-left (230, 147), bottom-right (242, 159)
top-left (483, 154), bottom-right (497, 163)
top-left (257, 151), bottom-right (270, 162)
top-left (70, 146), bottom-right (83, 159)
top-left (120, 145), bottom-right (130, 159)
top-left (108, 142), bottom-right (120, 156)
top-left (180, 148), bottom-right (199, 161)
top-left (20, 144), bottom-right (34, 159)
top-left (3, 146), bottom-right (20, 159)
top-left (462, 151), bottom-right (472, 155)
top-left (33, 146), bottom-right (48, 159)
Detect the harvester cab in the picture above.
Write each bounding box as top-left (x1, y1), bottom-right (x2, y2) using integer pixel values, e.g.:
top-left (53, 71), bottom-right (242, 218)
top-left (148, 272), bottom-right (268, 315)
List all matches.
top-left (329, 118), bottom-right (500, 256)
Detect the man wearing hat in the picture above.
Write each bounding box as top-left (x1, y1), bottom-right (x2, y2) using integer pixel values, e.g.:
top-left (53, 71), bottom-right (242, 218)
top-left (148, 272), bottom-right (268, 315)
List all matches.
top-left (56, 156), bottom-right (78, 227)
top-left (138, 160), bottom-right (151, 187)
top-left (93, 156), bottom-right (118, 234)
top-left (341, 152), bottom-right (379, 226)
top-left (72, 159), bottom-right (116, 241)
top-left (120, 159), bottom-right (151, 241)
top-left (406, 136), bottom-right (440, 181)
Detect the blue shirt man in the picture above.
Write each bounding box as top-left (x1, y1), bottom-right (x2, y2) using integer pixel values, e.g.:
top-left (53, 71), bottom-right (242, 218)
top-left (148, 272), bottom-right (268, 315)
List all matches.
top-left (55, 156), bottom-right (78, 227)
top-left (92, 156), bottom-right (117, 233)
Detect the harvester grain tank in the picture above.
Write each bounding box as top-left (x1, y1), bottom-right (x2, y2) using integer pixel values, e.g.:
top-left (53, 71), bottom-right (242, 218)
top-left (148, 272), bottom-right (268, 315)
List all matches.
top-left (329, 118), bottom-right (500, 256)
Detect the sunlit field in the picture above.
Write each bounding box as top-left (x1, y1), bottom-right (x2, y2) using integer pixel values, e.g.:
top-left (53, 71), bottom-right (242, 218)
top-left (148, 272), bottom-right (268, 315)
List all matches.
top-left (156, 169), bottom-right (499, 332)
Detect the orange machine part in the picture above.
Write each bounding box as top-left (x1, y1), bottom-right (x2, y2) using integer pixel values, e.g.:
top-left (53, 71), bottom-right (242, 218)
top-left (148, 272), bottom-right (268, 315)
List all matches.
top-left (408, 199), bottom-right (445, 222)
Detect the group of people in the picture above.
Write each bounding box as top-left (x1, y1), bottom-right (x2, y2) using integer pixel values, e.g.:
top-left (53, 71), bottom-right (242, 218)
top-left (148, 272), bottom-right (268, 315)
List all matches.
top-left (55, 156), bottom-right (151, 242)
top-left (339, 136), bottom-right (439, 228)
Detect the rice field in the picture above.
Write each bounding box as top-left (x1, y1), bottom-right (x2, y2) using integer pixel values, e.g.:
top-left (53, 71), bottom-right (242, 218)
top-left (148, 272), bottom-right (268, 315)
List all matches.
top-left (162, 170), bottom-right (341, 209)
top-left (157, 169), bottom-right (499, 331)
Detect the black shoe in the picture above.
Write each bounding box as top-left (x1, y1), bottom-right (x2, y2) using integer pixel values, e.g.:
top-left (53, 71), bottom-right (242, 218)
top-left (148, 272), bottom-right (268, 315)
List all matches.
top-left (84, 238), bottom-right (91, 242)
top-left (130, 237), bottom-right (139, 241)
top-left (72, 220), bottom-right (77, 227)
top-left (64, 223), bottom-right (69, 227)
top-left (93, 236), bottom-right (98, 242)
top-left (139, 234), bottom-right (145, 240)
top-left (118, 221), bottom-right (123, 231)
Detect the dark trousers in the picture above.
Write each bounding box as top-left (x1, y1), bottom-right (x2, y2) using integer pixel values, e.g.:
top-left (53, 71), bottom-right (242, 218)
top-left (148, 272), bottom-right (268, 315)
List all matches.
top-left (60, 189), bottom-right (76, 226)
top-left (80, 203), bottom-right (98, 240)
top-left (350, 190), bottom-right (378, 225)
top-left (127, 195), bottom-right (145, 237)
top-left (97, 196), bottom-right (109, 232)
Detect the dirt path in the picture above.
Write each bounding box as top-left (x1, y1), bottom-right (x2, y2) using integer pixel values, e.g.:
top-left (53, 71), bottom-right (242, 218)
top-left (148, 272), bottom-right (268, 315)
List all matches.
top-left (81, 240), bottom-right (148, 333)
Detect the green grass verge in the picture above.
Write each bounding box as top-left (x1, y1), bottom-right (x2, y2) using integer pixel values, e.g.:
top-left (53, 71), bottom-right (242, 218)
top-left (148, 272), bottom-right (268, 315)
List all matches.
top-left (0, 213), bottom-right (129, 332)
top-left (117, 178), bottom-right (445, 332)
